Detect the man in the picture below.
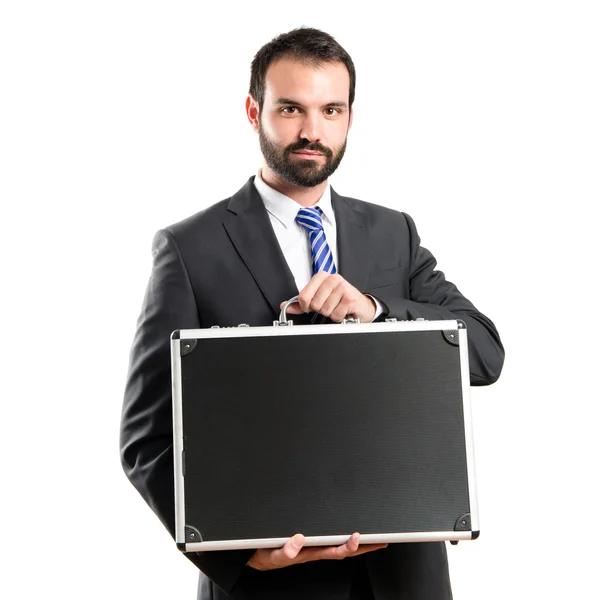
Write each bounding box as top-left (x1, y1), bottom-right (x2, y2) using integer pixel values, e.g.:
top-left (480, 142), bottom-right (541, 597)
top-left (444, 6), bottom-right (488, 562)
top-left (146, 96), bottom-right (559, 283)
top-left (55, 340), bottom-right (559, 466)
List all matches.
top-left (120, 27), bottom-right (504, 600)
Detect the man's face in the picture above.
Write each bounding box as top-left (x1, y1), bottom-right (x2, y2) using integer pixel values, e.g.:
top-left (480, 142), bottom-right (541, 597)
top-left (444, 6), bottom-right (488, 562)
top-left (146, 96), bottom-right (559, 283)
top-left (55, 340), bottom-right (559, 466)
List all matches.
top-left (255, 57), bottom-right (352, 188)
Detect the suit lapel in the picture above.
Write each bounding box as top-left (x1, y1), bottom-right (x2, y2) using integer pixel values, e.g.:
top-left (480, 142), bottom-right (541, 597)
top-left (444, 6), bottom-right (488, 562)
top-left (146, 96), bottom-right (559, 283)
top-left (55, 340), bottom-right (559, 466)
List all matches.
top-left (223, 177), bottom-right (299, 318)
top-left (331, 188), bottom-right (371, 292)
top-left (223, 178), bottom-right (372, 321)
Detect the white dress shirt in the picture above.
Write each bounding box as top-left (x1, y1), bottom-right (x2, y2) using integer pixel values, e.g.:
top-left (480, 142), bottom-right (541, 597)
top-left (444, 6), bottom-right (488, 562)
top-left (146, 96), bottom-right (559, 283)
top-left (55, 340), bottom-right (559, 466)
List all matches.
top-left (253, 170), bottom-right (383, 321)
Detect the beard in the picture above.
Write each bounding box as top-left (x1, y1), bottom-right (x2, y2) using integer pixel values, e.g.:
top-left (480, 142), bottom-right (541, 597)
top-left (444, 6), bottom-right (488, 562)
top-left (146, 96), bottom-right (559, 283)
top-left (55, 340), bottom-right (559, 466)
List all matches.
top-left (258, 123), bottom-right (347, 188)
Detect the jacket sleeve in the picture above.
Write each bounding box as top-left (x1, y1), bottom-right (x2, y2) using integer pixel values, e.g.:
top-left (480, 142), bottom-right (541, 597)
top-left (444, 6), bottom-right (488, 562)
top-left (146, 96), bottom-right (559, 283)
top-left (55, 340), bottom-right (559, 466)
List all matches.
top-left (365, 212), bottom-right (505, 386)
top-left (119, 229), bottom-right (253, 594)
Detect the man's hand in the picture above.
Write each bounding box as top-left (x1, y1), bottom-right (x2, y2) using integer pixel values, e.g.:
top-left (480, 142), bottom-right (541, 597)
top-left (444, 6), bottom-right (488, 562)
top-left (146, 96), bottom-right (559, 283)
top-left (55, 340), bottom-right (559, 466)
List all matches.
top-left (246, 533), bottom-right (388, 571)
top-left (280, 272), bottom-right (376, 323)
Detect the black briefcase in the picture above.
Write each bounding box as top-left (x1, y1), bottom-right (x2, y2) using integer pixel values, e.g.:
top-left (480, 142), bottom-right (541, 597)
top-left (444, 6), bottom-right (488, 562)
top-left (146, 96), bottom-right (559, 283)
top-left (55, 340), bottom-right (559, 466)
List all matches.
top-left (170, 297), bottom-right (478, 552)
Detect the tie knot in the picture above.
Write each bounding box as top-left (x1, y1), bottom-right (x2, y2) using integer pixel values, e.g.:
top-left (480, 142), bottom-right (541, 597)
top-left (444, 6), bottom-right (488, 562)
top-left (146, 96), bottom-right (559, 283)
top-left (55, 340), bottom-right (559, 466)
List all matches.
top-left (296, 206), bottom-right (324, 232)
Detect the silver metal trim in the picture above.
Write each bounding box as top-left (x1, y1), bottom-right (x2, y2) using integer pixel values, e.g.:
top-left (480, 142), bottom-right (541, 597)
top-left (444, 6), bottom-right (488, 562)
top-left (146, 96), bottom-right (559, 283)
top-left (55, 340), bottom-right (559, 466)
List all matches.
top-left (458, 327), bottom-right (479, 532)
top-left (170, 336), bottom-right (186, 544)
top-left (183, 531), bottom-right (473, 552)
top-left (341, 317), bottom-right (361, 324)
top-left (179, 319), bottom-right (459, 340)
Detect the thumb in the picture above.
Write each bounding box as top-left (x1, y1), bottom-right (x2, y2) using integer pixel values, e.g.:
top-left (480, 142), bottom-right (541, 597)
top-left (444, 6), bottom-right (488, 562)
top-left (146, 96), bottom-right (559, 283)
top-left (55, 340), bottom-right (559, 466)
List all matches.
top-left (274, 534), bottom-right (305, 564)
top-left (279, 301), bottom-right (303, 314)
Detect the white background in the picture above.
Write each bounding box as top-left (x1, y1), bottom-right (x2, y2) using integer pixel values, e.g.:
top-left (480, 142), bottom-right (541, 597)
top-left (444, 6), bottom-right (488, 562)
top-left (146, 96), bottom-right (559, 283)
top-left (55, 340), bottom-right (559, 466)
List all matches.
top-left (1, 2), bottom-right (599, 598)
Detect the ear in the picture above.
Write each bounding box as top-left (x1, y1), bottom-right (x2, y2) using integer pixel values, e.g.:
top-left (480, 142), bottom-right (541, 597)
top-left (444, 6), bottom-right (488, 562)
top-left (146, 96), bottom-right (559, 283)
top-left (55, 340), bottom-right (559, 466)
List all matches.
top-left (246, 94), bottom-right (260, 132)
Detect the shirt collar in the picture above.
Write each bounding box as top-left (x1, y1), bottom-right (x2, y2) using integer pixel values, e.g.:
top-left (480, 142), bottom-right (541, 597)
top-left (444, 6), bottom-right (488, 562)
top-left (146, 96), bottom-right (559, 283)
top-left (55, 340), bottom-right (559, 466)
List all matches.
top-left (254, 169), bottom-right (334, 228)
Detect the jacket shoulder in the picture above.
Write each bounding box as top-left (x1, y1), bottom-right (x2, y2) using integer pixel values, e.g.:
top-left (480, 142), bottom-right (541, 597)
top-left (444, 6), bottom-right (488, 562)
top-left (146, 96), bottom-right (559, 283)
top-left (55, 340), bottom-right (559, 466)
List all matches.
top-left (162, 197), bottom-right (231, 241)
top-left (336, 192), bottom-right (411, 228)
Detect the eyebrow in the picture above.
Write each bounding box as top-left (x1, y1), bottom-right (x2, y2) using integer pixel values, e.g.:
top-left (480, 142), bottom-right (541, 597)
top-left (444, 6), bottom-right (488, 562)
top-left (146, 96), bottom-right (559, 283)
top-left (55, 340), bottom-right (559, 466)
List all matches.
top-left (274, 97), bottom-right (348, 110)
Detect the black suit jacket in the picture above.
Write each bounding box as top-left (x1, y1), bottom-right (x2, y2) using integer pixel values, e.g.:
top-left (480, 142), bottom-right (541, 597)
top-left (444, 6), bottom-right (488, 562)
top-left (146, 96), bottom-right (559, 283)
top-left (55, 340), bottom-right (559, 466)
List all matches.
top-left (120, 176), bottom-right (504, 599)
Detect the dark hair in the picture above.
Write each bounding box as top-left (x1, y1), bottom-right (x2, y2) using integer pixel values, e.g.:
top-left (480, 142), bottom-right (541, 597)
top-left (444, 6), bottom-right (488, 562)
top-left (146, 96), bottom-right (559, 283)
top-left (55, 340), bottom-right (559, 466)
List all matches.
top-left (249, 27), bottom-right (356, 111)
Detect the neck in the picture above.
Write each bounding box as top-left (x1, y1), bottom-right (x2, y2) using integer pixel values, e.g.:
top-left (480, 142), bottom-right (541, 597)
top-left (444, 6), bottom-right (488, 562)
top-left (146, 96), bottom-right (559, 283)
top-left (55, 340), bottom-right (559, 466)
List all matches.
top-left (260, 165), bottom-right (327, 207)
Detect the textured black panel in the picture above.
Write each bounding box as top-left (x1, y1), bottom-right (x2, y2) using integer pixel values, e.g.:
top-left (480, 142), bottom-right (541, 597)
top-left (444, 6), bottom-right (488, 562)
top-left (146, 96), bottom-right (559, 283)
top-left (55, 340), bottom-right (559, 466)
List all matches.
top-left (180, 329), bottom-right (470, 542)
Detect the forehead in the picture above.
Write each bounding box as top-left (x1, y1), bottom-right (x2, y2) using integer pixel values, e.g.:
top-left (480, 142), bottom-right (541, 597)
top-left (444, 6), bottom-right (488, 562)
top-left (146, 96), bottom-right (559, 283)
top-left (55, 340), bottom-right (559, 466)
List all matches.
top-left (263, 56), bottom-right (350, 105)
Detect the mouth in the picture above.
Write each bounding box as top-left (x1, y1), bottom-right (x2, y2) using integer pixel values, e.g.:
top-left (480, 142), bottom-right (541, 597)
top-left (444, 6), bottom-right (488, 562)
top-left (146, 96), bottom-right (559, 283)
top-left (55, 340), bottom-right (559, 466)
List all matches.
top-left (292, 151), bottom-right (324, 159)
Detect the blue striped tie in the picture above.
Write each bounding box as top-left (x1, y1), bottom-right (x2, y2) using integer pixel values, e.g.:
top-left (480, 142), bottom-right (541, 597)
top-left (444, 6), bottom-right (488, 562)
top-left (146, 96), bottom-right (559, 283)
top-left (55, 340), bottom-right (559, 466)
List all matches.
top-left (296, 206), bottom-right (337, 323)
top-left (296, 207), bottom-right (337, 276)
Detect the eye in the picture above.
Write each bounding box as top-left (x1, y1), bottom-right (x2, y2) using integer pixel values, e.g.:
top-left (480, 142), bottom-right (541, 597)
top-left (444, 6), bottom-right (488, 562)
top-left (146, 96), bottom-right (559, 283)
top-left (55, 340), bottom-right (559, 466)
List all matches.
top-left (325, 107), bottom-right (341, 116)
top-left (281, 106), bottom-right (299, 115)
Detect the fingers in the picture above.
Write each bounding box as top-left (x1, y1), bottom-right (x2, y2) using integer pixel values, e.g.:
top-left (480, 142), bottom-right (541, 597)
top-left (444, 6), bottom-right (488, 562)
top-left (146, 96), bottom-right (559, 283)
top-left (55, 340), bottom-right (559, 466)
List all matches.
top-left (306, 533), bottom-right (388, 561)
top-left (280, 273), bottom-right (362, 322)
top-left (315, 533), bottom-right (360, 560)
top-left (348, 542), bottom-right (389, 557)
top-left (296, 272), bottom-right (332, 313)
top-left (295, 273), bottom-right (358, 322)
top-left (279, 273), bottom-right (334, 315)
top-left (270, 533), bottom-right (305, 566)
top-left (344, 531), bottom-right (360, 553)
top-left (314, 279), bottom-right (347, 320)
top-left (249, 533), bottom-right (388, 571)
top-left (282, 273), bottom-right (376, 322)
top-left (280, 302), bottom-right (303, 314)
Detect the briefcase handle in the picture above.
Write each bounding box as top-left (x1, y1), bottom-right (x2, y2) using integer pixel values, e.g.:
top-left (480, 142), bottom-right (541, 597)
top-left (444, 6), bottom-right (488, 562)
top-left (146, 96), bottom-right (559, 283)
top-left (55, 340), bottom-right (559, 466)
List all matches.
top-left (276, 295), bottom-right (300, 326)
top-left (275, 296), bottom-right (361, 327)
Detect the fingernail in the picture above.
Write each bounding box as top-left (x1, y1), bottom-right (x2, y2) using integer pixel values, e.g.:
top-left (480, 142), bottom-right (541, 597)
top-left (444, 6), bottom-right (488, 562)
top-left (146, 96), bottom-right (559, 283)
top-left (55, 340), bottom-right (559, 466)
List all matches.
top-left (292, 535), bottom-right (303, 548)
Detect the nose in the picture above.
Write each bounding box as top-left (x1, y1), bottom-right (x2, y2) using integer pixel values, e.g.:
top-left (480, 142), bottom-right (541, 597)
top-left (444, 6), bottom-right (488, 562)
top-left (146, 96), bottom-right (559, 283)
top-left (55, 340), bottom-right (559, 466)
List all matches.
top-left (299, 110), bottom-right (322, 143)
